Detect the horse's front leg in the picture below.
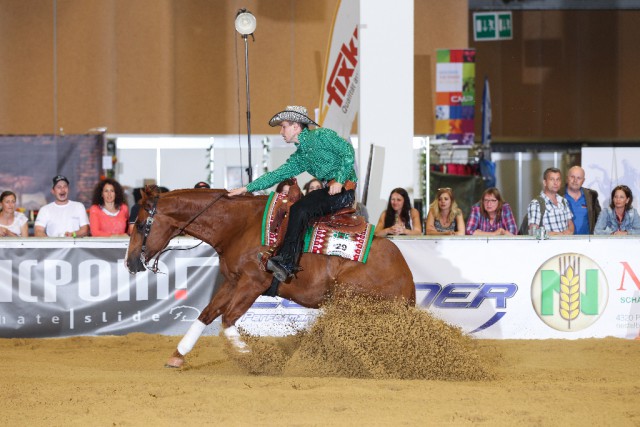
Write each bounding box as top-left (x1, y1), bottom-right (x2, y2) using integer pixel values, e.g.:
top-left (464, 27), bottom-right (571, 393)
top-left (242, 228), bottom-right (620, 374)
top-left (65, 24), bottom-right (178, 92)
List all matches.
top-left (165, 280), bottom-right (234, 368)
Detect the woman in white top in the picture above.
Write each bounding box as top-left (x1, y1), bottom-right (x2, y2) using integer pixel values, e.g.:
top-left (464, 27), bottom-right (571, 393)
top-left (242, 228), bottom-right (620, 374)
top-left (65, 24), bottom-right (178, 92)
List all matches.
top-left (0, 191), bottom-right (29, 237)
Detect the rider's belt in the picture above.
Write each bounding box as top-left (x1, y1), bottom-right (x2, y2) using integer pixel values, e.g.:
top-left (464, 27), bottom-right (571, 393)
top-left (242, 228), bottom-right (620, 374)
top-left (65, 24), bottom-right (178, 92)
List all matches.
top-left (327, 179), bottom-right (357, 191)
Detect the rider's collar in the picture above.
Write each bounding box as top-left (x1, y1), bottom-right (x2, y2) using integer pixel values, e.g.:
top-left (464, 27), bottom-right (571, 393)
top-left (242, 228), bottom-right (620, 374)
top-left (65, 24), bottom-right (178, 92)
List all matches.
top-left (295, 127), bottom-right (310, 146)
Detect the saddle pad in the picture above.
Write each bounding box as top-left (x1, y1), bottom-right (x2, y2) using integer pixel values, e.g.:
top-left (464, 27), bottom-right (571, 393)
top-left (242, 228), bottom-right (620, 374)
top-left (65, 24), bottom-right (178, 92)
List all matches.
top-left (261, 191), bottom-right (375, 263)
top-left (261, 191), bottom-right (288, 246)
top-left (303, 222), bottom-right (375, 263)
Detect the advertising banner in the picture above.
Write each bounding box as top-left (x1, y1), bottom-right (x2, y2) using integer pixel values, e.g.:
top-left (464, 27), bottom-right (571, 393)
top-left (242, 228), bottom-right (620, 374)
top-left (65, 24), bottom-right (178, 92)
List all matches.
top-left (435, 49), bottom-right (476, 145)
top-left (2, 237), bottom-right (639, 340)
top-left (0, 239), bottom-right (218, 337)
top-left (399, 237), bottom-right (640, 340)
top-left (318, 0), bottom-right (359, 139)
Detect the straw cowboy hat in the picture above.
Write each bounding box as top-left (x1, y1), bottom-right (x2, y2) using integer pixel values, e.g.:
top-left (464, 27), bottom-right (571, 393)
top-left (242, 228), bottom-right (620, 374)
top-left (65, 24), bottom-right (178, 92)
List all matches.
top-left (268, 105), bottom-right (319, 127)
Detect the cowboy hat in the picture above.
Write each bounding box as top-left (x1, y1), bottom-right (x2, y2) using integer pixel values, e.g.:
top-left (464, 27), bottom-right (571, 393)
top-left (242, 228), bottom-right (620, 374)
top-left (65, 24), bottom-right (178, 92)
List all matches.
top-left (268, 105), bottom-right (319, 127)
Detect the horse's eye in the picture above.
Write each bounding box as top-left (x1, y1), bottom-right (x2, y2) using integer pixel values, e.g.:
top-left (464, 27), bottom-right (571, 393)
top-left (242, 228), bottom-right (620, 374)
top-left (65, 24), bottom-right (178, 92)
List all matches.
top-left (136, 221), bottom-right (145, 232)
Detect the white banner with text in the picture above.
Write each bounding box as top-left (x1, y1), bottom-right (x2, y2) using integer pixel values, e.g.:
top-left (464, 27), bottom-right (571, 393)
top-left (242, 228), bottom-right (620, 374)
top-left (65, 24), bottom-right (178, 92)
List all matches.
top-left (1, 237), bottom-right (639, 339)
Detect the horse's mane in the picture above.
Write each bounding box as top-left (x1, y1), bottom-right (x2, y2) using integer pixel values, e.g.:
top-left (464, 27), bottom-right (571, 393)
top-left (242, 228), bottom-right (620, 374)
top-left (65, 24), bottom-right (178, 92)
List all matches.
top-left (139, 185), bottom-right (268, 206)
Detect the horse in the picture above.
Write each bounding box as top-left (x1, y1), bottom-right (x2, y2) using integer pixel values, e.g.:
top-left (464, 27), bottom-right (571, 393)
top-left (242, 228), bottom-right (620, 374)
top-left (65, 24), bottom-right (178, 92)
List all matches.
top-left (125, 186), bottom-right (415, 368)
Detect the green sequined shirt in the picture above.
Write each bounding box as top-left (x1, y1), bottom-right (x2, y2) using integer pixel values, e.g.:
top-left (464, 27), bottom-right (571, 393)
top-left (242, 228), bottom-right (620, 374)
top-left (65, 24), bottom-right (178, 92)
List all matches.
top-left (246, 127), bottom-right (357, 193)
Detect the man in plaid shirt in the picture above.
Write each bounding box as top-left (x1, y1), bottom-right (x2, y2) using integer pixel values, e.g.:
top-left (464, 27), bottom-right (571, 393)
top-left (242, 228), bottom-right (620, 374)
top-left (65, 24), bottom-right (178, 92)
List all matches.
top-left (527, 167), bottom-right (575, 235)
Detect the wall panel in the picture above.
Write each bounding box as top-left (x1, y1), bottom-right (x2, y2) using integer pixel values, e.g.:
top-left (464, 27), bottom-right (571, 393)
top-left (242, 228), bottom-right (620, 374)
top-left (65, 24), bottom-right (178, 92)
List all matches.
top-left (0, 1), bottom-right (55, 133)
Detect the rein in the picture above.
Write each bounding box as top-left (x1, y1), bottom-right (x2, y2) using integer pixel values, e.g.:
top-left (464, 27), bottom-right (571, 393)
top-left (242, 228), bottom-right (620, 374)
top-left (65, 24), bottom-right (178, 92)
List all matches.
top-left (140, 192), bottom-right (225, 273)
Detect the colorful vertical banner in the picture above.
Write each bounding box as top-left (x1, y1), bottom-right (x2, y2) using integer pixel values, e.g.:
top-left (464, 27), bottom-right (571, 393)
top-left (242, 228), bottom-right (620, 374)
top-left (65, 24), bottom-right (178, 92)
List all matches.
top-left (435, 49), bottom-right (476, 145)
top-left (318, 0), bottom-right (359, 139)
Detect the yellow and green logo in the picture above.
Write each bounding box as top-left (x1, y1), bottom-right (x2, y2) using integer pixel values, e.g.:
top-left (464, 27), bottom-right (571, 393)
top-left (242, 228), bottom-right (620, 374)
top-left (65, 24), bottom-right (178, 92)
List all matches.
top-left (531, 253), bottom-right (608, 332)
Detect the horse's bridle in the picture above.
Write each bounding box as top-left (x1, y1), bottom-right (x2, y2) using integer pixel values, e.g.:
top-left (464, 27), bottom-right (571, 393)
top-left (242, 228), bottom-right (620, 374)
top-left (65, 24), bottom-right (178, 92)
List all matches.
top-left (139, 192), bottom-right (226, 273)
top-left (139, 195), bottom-right (159, 270)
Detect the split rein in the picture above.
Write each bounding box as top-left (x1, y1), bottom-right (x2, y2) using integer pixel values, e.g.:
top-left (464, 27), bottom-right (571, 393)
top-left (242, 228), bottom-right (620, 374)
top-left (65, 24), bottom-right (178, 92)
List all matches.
top-left (139, 193), bottom-right (225, 273)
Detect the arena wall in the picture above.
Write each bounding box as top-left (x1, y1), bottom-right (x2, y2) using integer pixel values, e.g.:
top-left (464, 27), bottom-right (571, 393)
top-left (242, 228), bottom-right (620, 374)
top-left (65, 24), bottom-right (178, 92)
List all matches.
top-left (1, 236), bottom-right (638, 339)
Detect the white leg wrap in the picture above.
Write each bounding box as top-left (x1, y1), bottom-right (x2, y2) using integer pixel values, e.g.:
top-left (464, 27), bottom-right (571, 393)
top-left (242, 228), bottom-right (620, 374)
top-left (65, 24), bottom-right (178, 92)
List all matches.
top-left (177, 320), bottom-right (206, 356)
top-left (223, 325), bottom-right (249, 353)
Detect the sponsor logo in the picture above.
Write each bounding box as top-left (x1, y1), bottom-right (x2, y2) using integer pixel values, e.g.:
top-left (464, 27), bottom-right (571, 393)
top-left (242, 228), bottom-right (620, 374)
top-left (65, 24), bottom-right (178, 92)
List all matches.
top-left (0, 256), bottom-right (214, 303)
top-left (325, 27), bottom-right (358, 109)
top-left (416, 283), bottom-right (518, 333)
top-left (531, 253), bottom-right (608, 332)
top-left (169, 305), bottom-right (201, 322)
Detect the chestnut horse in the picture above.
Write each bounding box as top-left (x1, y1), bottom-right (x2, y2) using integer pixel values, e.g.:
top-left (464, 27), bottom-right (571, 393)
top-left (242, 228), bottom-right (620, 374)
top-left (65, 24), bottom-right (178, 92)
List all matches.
top-left (125, 186), bottom-right (415, 368)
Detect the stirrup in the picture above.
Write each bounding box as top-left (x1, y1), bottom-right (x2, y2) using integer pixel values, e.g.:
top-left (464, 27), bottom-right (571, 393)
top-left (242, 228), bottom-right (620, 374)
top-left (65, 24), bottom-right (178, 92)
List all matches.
top-left (257, 248), bottom-right (277, 272)
top-left (266, 258), bottom-right (295, 282)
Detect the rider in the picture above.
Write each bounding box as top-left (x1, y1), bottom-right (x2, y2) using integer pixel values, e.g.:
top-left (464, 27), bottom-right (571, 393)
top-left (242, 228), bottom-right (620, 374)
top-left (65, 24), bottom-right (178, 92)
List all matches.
top-left (228, 105), bottom-right (357, 281)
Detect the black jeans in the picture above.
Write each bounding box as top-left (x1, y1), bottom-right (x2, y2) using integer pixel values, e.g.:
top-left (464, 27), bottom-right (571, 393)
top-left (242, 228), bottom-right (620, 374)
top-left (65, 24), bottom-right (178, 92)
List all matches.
top-left (278, 187), bottom-right (355, 266)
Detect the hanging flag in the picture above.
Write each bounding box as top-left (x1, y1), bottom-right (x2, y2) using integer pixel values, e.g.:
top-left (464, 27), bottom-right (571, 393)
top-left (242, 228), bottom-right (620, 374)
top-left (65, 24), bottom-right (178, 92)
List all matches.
top-left (434, 49), bottom-right (476, 145)
top-left (481, 76), bottom-right (492, 146)
top-left (318, 0), bottom-right (359, 139)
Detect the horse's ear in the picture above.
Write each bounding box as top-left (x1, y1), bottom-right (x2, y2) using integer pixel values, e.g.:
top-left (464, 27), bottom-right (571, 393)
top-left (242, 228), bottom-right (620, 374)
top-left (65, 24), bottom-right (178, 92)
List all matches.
top-left (141, 185), bottom-right (159, 204)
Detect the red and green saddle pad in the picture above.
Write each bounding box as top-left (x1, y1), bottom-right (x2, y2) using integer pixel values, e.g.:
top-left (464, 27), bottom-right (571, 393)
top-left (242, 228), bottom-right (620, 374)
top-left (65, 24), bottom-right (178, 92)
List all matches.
top-left (261, 191), bottom-right (375, 263)
top-left (261, 191), bottom-right (287, 246)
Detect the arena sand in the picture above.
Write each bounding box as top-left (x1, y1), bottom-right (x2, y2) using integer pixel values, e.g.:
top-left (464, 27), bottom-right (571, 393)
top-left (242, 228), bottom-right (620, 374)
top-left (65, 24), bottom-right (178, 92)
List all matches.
top-left (1, 297), bottom-right (638, 426)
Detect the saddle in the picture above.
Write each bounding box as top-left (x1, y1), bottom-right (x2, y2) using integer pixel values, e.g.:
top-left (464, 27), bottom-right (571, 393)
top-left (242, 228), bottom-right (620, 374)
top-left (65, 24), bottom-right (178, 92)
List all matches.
top-left (259, 180), bottom-right (366, 271)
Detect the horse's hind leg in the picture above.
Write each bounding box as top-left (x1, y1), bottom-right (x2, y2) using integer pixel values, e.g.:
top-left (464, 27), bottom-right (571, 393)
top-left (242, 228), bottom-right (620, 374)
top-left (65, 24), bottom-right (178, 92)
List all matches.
top-left (165, 281), bottom-right (234, 368)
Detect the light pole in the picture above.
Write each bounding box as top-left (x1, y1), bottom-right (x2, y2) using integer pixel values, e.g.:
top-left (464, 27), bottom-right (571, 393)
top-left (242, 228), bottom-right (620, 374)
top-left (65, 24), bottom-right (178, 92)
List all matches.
top-left (235, 9), bottom-right (257, 183)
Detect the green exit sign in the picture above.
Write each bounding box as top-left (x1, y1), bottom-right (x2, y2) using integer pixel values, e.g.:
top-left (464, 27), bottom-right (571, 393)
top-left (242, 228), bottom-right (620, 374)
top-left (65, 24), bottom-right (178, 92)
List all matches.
top-left (473, 12), bottom-right (513, 41)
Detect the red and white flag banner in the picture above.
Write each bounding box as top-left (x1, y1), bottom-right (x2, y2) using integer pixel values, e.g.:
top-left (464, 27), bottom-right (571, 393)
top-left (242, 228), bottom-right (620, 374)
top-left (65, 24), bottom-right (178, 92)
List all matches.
top-left (317, 0), bottom-right (359, 139)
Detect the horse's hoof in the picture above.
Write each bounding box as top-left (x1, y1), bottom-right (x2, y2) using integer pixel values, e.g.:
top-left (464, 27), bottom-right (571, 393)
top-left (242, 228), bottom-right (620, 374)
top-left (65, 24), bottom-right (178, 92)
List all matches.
top-left (236, 345), bottom-right (251, 354)
top-left (165, 356), bottom-right (184, 368)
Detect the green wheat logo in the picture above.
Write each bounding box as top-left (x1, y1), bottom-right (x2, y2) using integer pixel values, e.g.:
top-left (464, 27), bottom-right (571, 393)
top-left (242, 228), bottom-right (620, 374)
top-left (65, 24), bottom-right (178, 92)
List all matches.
top-left (559, 256), bottom-right (580, 327)
top-left (532, 252), bottom-right (608, 332)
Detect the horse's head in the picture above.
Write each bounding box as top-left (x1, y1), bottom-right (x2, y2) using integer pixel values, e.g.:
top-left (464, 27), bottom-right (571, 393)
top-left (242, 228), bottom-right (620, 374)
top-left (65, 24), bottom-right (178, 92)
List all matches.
top-left (126, 185), bottom-right (177, 274)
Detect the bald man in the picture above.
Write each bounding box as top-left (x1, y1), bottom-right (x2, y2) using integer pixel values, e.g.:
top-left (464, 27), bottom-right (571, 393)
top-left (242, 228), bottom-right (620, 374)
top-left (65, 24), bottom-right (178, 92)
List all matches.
top-left (563, 165), bottom-right (601, 234)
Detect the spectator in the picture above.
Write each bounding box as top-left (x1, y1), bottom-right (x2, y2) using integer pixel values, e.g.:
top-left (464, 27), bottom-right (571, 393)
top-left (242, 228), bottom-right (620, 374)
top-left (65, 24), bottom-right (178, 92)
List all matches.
top-left (375, 188), bottom-right (422, 236)
top-left (527, 167), bottom-right (574, 236)
top-left (466, 187), bottom-right (517, 236)
top-left (0, 190), bottom-right (29, 237)
top-left (34, 175), bottom-right (89, 238)
top-left (425, 187), bottom-right (465, 236)
top-left (563, 165), bottom-right (601, 234)
top-left (89, 178), bottom-right (129, 237)
top-left (303, 178), bottom-right (322, 195)
top-left (194, 181), bottom-right (210, 189)
top-left (594, 185), bottom-right (640, 235)
top-left (275, 178), bottom-right (296, 195)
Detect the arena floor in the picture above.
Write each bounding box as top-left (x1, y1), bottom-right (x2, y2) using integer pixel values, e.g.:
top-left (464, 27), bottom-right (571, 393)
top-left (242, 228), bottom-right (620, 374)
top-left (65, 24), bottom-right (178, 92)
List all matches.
top-left (2, 302), bottom-right (639, 426)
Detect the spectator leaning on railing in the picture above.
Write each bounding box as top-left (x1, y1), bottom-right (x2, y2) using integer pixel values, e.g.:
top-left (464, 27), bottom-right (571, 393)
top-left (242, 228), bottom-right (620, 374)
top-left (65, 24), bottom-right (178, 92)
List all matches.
top-left (594, 185), bottom-right (640, 235)
top-left (34, 175), bottom-right (89, 238)
top-left (0, 190), bottom-right (29, 237)
top-left (89, 178), bottom-right (129, 237)
top-left (375, 187), bottom-right (422, 237)
top-left (526, 167), bottom-right (574, 236)
top-left (563, 165), bottom-right (601, 234)
top-left (466, 187), bottom-right (517, 236)
top-left (425, 187), bottom-right (465, 236)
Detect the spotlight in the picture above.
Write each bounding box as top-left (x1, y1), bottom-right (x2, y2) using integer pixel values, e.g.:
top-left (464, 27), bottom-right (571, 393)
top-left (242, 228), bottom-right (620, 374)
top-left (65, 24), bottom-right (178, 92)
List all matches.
top-left (235, 10), bottom-right (256, 36)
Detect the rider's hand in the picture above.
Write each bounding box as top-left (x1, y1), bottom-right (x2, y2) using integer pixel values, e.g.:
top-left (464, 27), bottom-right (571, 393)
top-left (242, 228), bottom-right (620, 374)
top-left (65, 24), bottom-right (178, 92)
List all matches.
top-left (328, 181), bottom-right (343, 195)
top-left (228, 187), bottom-right (247, 197)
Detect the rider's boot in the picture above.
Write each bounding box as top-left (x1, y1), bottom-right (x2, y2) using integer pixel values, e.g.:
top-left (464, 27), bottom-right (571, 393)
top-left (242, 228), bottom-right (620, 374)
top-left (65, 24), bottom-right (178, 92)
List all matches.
top-left (267, 255), bottom-right (296, 282)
